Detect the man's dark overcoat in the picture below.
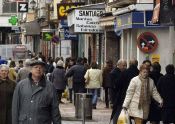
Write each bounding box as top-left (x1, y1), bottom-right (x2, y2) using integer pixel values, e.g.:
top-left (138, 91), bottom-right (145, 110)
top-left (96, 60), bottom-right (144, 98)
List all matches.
top-left (158, 74), bottom-right (175, 123)
top-left (0, 78), bottom-right (16, 124)
top-left (12, 73), bottom-right (61, 124)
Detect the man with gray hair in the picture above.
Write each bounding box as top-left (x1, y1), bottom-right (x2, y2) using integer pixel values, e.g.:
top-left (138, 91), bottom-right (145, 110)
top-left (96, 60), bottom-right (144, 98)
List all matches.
top-left (16, 59), bottom-right (31, 83)
top-left (110, 59), bottom-right (139, 124)
top-left (0, 64), bottom-right (16, 124)
top-left (110, 59), bottom-right (127, 105)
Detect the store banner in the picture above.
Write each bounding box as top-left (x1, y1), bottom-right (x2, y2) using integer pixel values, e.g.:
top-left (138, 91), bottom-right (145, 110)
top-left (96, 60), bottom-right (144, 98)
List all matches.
top-left (73, 9), bottom-right (105, 33)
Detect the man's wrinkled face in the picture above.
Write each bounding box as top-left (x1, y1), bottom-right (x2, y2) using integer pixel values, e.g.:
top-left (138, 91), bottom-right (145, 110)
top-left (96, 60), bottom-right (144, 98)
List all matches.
top-left (0, 68), bottom-right (9, 79)
top-left (31, 65), bottom-right (44, 78)
top-left (140, 69), bottom-right (149, 79)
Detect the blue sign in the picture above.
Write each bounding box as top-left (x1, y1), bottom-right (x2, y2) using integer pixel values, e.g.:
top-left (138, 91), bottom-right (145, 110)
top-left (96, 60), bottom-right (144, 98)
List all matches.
top-left (64, 27), bottom-right (78, 40)
top-left (145, 11), bottom-right (161, 27)
top-left (60, 20), bottom-right (78, 40)
top-left (115, 12), bottom-right (144, 31)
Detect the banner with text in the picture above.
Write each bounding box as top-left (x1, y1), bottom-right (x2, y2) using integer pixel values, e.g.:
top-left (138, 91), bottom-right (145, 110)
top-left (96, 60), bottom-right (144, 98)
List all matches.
top-left (74, 9), bottom-right (105, 33)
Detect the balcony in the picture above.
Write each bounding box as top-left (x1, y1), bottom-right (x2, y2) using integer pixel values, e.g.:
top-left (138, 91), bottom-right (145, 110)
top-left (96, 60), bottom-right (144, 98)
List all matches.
top-left (108, 0), bottom-right (137, 8)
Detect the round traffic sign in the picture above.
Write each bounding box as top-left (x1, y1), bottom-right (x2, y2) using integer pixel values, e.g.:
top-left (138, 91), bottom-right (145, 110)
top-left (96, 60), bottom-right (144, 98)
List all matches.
top-left (137, 32), bottom-right (158, 53)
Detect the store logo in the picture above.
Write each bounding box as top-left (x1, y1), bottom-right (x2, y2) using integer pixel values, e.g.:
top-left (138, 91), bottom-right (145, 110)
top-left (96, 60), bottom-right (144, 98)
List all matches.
top-left (18, 2), bottom-right (28, 12)
top-left (9, 16), bottom-right (18, 25)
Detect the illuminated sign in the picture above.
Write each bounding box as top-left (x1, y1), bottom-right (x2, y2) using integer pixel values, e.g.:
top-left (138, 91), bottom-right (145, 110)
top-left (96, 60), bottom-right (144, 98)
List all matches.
top-left (57, 2), bottom-right (84, 20)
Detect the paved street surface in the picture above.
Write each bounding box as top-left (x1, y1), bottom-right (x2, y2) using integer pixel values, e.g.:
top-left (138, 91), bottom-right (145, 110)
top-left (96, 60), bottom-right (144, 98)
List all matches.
top-left (60, 99), bottom-right (112, 124)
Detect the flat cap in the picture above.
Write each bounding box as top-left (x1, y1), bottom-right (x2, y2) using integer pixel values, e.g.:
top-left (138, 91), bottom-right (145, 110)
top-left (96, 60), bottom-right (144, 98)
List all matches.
top-left (30, 60), bottom-right (46, 67)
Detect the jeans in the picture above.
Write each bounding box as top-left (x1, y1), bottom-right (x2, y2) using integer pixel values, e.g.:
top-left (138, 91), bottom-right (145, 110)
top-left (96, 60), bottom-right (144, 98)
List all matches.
top-left (87, 88), bottom-right (99, 106)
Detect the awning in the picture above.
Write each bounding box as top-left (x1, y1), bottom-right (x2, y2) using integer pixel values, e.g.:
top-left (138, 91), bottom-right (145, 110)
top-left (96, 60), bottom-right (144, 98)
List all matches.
top-left (99, 16), bottom-right (115, 27)
top-left (21, 20), bottom-right (41, 35)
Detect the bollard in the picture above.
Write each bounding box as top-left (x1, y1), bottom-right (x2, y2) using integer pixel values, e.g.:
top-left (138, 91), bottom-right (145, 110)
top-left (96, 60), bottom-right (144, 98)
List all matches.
top-left (81, 95), bottom-right (86, 124)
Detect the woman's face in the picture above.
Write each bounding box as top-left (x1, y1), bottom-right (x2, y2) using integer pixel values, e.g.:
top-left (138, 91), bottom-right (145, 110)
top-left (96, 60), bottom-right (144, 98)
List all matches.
top-left (140, 69), bottom-right (149, 79)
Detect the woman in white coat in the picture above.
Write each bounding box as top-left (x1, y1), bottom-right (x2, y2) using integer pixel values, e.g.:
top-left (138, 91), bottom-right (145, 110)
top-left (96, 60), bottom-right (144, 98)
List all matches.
top-left (123, 64), bottom-right (163, 124)
top-left (84, 62), bottom-right (102, 109)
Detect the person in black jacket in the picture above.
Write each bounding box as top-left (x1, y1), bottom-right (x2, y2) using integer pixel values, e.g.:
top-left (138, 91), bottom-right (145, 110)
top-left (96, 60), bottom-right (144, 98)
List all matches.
top-left (110, 59), bottom-right (127, 106)
top-left (148, 62), bottom-right (163, 124)
top-left (102, 60), bottom-right (113, 108)
top-left (158, 64), bottom-right (175, 124)
top-left (110, 59), bottom-right (138, 124)
top-left (65, 57), bottom-right (86, 102)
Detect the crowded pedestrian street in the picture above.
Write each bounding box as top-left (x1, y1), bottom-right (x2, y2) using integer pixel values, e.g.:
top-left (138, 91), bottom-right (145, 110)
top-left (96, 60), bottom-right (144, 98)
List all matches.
top-left (0, 0), bottom-right (175, 124)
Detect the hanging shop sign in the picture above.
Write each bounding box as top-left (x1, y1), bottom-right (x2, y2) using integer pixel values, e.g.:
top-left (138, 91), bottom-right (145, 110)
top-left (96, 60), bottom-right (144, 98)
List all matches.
top-left (72, 9), bottom-right (105, 33)
top-left (115, 11), bottom-right (144, 31)
top-left (137, 32), bottom-right (159, 53)
top-left (43, 32), bottom-right (53, 41)
top-left (18, 2), bottom-right (28, 12)
top-left (13, 45), bottom-right (27, 60)
top-left (57, 2), bottom-right (85, 20)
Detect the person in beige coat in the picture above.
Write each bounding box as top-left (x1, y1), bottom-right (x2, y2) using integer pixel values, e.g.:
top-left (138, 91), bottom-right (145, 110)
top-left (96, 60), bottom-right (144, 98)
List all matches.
top-left (123, 64), bottom-right (163, 124)
top-left (84, 62), bottom-right (102, 109)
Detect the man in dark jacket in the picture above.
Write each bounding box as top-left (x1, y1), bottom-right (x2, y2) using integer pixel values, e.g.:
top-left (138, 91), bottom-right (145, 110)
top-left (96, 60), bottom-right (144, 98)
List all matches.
top-left (12, 60), bottom-right (61, 124)
top-left (65, 57), bottom-right (86, 102)
top-left (110, 59), bottom-right (127, 106)
top-left (158, 64), bottom-right (175, 124)
top-left (111, 59), bottom-right (138, 124)
top-left (0, 64), bottom-right (16, 124)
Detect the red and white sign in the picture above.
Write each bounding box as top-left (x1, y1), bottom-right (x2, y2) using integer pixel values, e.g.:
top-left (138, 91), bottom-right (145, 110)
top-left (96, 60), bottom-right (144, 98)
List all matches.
top-left (137, 32), bottom-right (159, 53)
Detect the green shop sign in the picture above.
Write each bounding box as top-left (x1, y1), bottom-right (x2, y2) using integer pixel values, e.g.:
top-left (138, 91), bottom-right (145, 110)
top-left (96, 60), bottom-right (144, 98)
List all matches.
top-left (43, 32), bottom-right (53, 41)
top-left (9, 16), bottom-right (18, 25)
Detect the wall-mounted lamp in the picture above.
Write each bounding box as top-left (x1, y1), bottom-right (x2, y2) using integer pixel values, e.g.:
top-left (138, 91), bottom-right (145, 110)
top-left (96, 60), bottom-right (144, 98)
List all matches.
top-left (30, 0), bottom-right (37, 10)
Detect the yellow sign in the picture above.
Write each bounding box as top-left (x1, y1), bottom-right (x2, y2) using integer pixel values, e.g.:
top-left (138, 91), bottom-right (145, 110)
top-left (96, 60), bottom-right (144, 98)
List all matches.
top-left (57, 2), bottom-right (84, 20)
top-left (151, 54), bottom-right (160, 63)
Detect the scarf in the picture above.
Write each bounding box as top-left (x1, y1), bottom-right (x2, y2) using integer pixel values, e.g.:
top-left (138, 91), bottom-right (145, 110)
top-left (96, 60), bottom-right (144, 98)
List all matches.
top-left (138, 75), bottom-right (150, 109)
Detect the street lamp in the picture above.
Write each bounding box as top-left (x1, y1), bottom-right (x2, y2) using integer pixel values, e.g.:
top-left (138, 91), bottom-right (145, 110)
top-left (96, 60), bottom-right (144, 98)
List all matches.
top-left (30, 0), bottom-right (37, 10)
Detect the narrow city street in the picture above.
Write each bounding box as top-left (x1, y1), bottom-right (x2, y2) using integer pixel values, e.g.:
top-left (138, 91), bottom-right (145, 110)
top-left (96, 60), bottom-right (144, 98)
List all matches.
top-left (60, 99), bottom-right (112, 124)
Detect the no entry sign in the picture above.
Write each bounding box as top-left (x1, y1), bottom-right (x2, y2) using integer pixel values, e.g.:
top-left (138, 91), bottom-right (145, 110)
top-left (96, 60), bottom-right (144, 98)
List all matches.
top-left (137, 32), bottom-right (158, 53)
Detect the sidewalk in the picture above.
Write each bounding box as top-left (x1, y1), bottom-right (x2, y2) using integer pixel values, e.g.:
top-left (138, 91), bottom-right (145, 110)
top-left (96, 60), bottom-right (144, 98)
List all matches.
top-left (60, 99), bottom-right (112, 124)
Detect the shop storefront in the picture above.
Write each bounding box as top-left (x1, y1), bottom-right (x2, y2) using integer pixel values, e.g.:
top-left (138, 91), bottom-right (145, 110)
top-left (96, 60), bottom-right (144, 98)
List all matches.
top-left (114, 10), bottom-right (175, 73)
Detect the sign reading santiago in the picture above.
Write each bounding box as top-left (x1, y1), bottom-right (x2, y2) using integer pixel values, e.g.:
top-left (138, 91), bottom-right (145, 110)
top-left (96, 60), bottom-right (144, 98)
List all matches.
top-left (74, 9), bottom-right (104, 33)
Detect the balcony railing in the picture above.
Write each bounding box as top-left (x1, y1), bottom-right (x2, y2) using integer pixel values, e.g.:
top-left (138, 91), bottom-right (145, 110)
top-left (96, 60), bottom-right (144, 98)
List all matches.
top-left (108, 0), bottom-right (137, 8)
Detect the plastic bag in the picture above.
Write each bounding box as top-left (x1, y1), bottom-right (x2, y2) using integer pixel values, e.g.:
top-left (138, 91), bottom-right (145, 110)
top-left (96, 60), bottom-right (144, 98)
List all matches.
top-left (62, 87), bottom-right (68, 98)
top-left (117, 109), bottom-right (130, 124)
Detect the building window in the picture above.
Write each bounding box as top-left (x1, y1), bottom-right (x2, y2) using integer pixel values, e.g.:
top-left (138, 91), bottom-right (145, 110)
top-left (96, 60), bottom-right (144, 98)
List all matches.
top-left (3, 0), bottom-right (17, 13)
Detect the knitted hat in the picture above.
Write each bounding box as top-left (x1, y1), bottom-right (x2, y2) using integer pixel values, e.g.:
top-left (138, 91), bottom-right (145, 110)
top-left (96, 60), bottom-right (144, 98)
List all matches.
top-left (57, 60), bottom-right (64, 67)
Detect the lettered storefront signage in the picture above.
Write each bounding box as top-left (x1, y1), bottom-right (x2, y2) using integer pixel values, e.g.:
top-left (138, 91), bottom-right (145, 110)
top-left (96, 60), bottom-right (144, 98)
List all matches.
top-left (57, 2), bottom-right (84, 20)
top-left (137, 32), bottom-right (158, 53)
top-left (74, 9), bottom-right (105, 33)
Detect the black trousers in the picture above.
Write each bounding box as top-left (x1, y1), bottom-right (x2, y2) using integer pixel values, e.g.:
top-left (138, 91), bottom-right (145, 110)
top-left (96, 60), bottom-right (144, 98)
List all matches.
top-left (56, 89), bottom-right (64, 104)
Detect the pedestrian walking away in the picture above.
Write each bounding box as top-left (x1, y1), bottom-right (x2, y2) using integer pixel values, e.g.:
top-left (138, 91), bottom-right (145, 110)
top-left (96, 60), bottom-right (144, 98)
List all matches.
top-left (51, 60), bottom-right (66, 104)
top-left (12, 60), bottom-right (61, 124)
top-left (85, 62), bottom-right (103, 109)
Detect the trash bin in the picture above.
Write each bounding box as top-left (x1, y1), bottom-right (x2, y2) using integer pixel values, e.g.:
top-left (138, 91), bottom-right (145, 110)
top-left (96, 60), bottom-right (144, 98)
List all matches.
top-left (75, 93), bottom-right (92, 120)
